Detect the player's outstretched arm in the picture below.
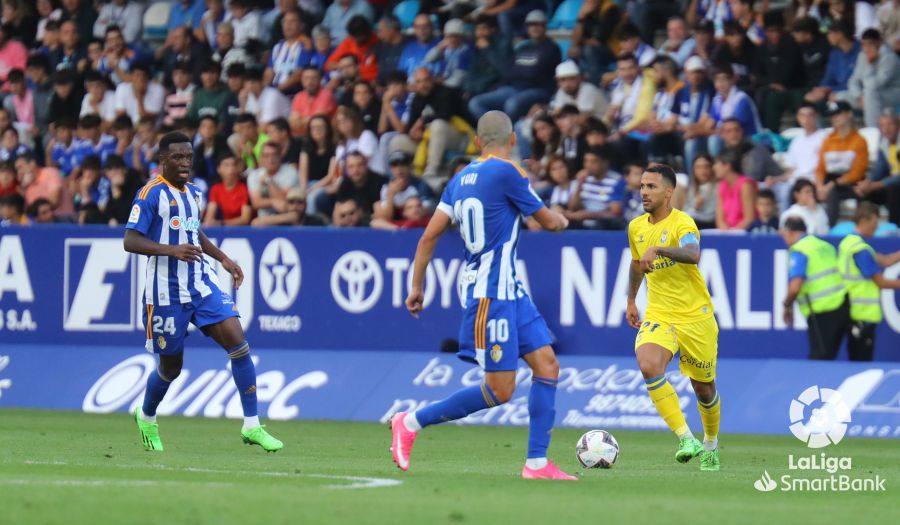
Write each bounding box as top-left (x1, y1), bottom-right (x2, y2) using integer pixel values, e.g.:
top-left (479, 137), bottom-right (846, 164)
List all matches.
top-left (531, 207), bottom-right (569, 232)
top-left (406, 210), bottom-right (452, 318)
top-left (124, 229), bottom-right (201, 262)
top-left (198, 230), bottom-right (244, 289)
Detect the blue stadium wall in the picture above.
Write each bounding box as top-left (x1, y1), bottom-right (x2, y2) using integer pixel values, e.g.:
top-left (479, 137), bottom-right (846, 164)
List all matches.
top-left (1, 226), bottom-right (899, 438)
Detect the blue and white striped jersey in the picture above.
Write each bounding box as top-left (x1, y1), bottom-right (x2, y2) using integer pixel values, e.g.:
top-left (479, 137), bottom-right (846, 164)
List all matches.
top-left (437, 155), bottom-right (544, 303)
top-left (125, 176), bottom-right (220, 306)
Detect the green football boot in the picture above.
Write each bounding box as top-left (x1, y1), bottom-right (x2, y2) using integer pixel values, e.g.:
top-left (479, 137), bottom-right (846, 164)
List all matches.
top-left (241, 425), bottom-right (284, 452)
top-left (700, 448), bottom-right (721, 471)
top-left (134, 407), bottom-right (163, 451)
top-left (675, 436), bottom-right (703, 463)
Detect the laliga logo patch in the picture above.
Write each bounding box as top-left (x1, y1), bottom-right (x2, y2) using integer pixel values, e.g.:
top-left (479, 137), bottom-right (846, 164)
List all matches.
top-left (128, 204), bottom-right (140, 223)
top-left (157, 336), bottom-right (167, 350)
top-left (490, 344), bottom-right (503, 363)
top-left (789, 385), bottom-right (851, 448)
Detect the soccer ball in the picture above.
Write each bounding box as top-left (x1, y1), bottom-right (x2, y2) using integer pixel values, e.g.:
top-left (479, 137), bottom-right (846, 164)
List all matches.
top-left (575, 430), bottom-right (619, 468)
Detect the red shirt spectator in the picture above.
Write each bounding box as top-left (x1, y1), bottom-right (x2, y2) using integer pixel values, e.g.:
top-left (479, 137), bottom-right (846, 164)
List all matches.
top-left (325, 34), bottom-right (379, 83)
top-left (208, 180), bottom-right (251, 222)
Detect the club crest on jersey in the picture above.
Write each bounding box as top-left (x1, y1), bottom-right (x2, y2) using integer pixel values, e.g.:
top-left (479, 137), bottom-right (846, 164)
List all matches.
top-left (168, 216), bottom-right (200, 232)
top-left (157, 336), bottom-right (166, 350)
top-left (170, 199), bottom-right (178, 207)
top-left (490, 344), bottom-right (503, 363)
top-left (638, 234), bottom-right (644, 243)
top-left (660, 230), bottom-right (668, 244)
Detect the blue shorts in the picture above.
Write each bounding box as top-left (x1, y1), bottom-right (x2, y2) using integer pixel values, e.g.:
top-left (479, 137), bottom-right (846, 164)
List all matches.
top-left (457, 295), bottom-right (553, 372)
top-left (143, 285), bottom-right (239, 355)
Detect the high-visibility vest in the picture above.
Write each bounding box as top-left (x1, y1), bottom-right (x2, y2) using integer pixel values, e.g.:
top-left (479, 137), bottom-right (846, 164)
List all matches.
top-left (790, 235), bottom-right (846, 317)
top-left (837, 233), bottom-right (882, 323)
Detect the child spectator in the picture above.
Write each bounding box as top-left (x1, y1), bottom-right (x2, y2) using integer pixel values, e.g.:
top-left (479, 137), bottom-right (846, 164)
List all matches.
top-left (0, 127), bottom-right (30, 162)
top-left (780, 178), bottom-right (831, 235)
top-left (746, 188), bottom-right (780, 234)
top-left (204, 154), bottom-right (253, 226)
top-left (0, 160), bottom-right (17, 196)
top-left (0, 192), bottom-right (28, 225)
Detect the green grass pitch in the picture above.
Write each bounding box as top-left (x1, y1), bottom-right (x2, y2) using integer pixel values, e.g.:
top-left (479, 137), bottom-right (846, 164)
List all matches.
top-left (0, 409), bottom-right (896, 525)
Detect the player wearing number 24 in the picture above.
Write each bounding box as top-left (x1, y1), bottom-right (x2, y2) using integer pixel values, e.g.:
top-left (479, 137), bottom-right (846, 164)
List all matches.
top-left (123, 132), bottom-right (283, 453)
top-left (389, 111), bottom-right (578, 480)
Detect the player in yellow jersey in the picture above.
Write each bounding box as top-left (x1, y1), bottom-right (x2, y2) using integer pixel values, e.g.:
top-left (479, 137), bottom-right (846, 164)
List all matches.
top-left (626, 164), bottom-right (720, 472)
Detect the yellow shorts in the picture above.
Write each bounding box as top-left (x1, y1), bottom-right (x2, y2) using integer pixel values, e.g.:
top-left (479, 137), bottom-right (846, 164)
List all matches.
top-left (634, 316), bottom-right (719, 382)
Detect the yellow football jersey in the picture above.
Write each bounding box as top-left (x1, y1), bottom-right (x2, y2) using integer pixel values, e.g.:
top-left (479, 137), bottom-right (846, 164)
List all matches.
top-left (628, 209), bottom-right (714, 324)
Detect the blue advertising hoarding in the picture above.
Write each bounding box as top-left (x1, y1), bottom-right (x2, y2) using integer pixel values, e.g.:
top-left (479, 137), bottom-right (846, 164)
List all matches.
top-left (1, 225), bottom-right (899, 360)
top-left (0, 345), bottom-right (897, 439)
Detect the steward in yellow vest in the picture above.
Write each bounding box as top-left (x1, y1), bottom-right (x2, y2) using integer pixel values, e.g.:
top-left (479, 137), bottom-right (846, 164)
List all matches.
top-left (836, 202), bottom-right (900, 360)
top-left (780, 216), bottom-right (850, 360)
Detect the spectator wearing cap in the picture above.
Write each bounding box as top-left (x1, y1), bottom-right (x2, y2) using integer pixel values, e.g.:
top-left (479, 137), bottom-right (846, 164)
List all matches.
top-left (325, 15), bottom-right (379, 84)
top-left (265, 10), bottom-right (315, 97)
top-left (79, 71), bottom-right (116, 126)
top-left (241, 65), bottom-right (291, 126)
top-left (373, 150), bottom-right (435, 223)
top-left (804, 21), bottom-right (859, 105)
top-left (204, 153), bottom-right (252, 226)
top-left (160, 64), bottom-right (193, 127)
top-left (247, 140), bottom-right (299, 217)
top-left (754, 11), bottom-right (805, 132)
top-left (464, 15), bottom-right (511, 98)
top-left (696, 63), bottom-right (761, 156)
top-left (322, 0), bottom-right (374, 45)
top-left (48, 70), bottom-right (83, 127)
top-left (157, 25), bottom-right (210, 89)
top-left (550, 60), bottom-right (607, 120)
top-left (93, 0), bottom-right (143, 44)
top-left (289, 66), bottom-right (337, 136)
top-left (816, 100), bottom-right (869, 225)
top-left (60, 0), bottom-right (97, 44)
top-left (167, 0), bottom-right (204, 32)
top-left (566, 146), bottom-right (626, 230)
top-left (15, 151), bottom-right (73, 217)
top-left (187, 61), bottom-right (239, 127)
top-left (252, 186), bottom-right (324, 226)
top-left (423, 19), bottom-right (472, 90)
top-left (211, 22), bottom-right (253, 74)
top-left (480, 0), bottom-right (545, 39)
top-left (657, 16), bottom-right (696, 67)
top-left (791, 17), bottom-right (830, 88)
top-left (468, 10), bottom-right (561, 122)
top-left (372, 14), bottom-right (407, 86)
top-left (858, 111), bottom-right (900, 224)
top-left (114, 63), bottom-right (165, 125)
top-left (0, 23), bottom-right (26, 81)
top-left (840, 29), bottom-right (900, 127)
top-left (711, 20), bottom-right (756, 94)
top-left (398, 14), bottom-right (438, 79)
top-left (228, 0), bottom-right (262, 49)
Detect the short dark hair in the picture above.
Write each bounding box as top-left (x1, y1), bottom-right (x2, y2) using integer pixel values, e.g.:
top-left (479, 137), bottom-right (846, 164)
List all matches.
top-left (474, 14), bottom-right (499, 29)
top-left (158, 131), bottom-right (192, 154)
top-left (347, 15), bottom-right (372, 38)
top-left (646, 163), bottom-right (677, 187)
top-left (791, 16), bottom-right (819, 35)
top-left (379, 14), bottom-right (401, 32)
top-left (233, 113), bottom-right (257, 126)
top-left (583, 145), bottom-right (610, 161)
top-left (26, 53), bottom-right (52, 74)
top-left (715, 149), bottom-right (741, 172)
top-left (27, 197), bottom-right (52, 217)
top-left (854, 201), bottom-right (880, 223)
top-left (762, 10), bottom-right (785, 30)
top-left (619, 23), bottom-right (641, 41)
top-left (616, 53), bottom-right (638, 66)
top-left (712, 62), bottom-right (735, 78)
top-left (757, 188), bottom-right (776, 201)
top-left (105, 154), bottom-right (127, 171)
top-left (112, 115), bottom-right (134, 131)
top-left (6, 68), bottom-right (24, 83)
top-left (584, 117), bottom-right (609, 136)
top-left (245, 65), bottom-right (264, 81)
top-left (798, 102), bottom-right (818, 113)
top-left (861, 28), bottom-right (882, 42)
top-left (828, 20), bottom-right (853, 40)
top-left (81, 155), bottom-right (102, 172)
top-left (226, 62), bottom-right (246, 78)
top-left (1, 193), bottom-right (25, 214)
top-left (78, 114), bottom-right (102, 129)
top-left (783, 216), bottom-right (807, 232)
top-left (268, 117), bottom-right (290, 132)
top-left (0, 161), bottom-right (14, 174)
top-left (217, 152), bottom-right (237, 165)
top-left (385, 70), bottom-right (407, 86)
top-left (721, 117), bottom-right (743, 129)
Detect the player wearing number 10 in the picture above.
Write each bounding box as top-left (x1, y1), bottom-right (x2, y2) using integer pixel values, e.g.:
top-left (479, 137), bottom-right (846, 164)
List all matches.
top-left (390, 111), bottom-right (577, 480)
top-left (123, 132), bottom-right (282, 453)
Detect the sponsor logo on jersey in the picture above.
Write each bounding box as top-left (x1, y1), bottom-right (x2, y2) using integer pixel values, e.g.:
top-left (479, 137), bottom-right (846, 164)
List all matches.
top-left (168, 216), bottom-right (200, 232)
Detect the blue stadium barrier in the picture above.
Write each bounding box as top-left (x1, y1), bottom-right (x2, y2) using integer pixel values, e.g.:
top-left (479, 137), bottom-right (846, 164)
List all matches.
top-left (0, 225), bottom-right (898, 360)
top-left (0, 344), bottom-right (897, 439)
top-left (549, 0), bottom-right (582, 30)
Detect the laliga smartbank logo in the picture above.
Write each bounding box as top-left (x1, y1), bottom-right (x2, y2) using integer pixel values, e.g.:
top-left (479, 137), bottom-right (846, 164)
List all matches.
top-left (753, 385), bottom-right (886, 493)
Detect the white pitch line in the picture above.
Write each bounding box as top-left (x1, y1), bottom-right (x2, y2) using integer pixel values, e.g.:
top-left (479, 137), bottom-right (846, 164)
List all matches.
top-left (20, 460), bottom-right (401, 490)
top-left (0, 478), bottom-right (235, 488)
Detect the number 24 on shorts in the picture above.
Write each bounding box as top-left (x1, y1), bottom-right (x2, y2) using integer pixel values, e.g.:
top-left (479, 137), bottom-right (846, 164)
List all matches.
top-left (152, 316), bottom-right (176, 335)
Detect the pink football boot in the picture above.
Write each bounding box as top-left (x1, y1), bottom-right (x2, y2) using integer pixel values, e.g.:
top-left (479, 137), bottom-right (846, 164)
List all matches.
top-left (389, 412), bottom-right (419, 472)
top-left (522, 460), bottom-right (579, 481)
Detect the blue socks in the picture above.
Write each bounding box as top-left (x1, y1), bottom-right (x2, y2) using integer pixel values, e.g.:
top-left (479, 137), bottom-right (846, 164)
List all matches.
top-left (414, 383), bottom-right (500, 428)
top-left (142, 369), bottom-right (173, 417)
top-left (228, 342), bottom-right (258, 418)
top-left (527, 376), bottom-right (558, 459)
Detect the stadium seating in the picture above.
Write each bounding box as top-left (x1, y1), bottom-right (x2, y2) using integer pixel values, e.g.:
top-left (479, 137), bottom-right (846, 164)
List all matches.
top-left (858, 126), bottom-right (882, 164)
top-left (548, 0), bottom-right (581, 30)
top-left (142, 1), bottom-right (172, 42)
top-left (394, 0), bottom-right (420, 30)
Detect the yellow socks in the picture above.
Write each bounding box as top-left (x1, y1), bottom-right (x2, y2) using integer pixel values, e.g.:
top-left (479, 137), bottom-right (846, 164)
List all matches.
top-left (697, 392), bottom-right (721, 449)
top-left (645, 375), bottom-right (690, 438)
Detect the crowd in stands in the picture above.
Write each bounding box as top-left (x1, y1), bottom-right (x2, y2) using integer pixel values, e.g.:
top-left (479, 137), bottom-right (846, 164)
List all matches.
top-left (0, 0), bottom-right (898, 234)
